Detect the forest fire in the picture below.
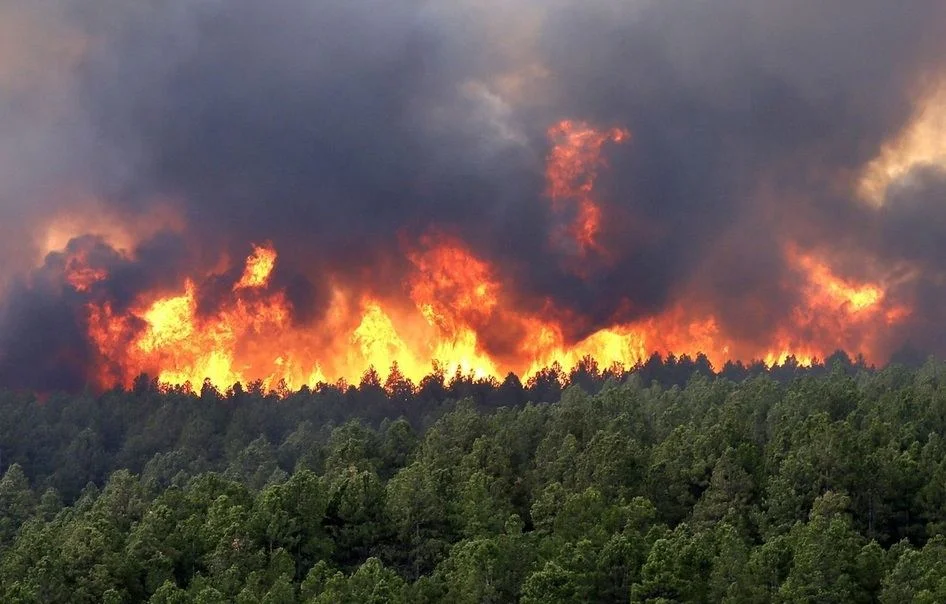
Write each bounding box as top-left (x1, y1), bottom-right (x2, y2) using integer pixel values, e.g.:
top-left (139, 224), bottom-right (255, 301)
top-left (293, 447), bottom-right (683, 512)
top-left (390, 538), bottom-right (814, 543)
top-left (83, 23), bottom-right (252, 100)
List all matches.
top-left (3, 0), bottom-right (944, 395)
top-left (234, 243), bottom-right (277, 290)
top-left (757, 248), bottom-right (907, 368)
top-left (545, 120), bottom-right (629, 258)
top-left (7, 4), bottom-right (946, 599)
top-left (22, 116), bottom-right (913, 394)
top-left (70, 227), bottom-right (904, 393)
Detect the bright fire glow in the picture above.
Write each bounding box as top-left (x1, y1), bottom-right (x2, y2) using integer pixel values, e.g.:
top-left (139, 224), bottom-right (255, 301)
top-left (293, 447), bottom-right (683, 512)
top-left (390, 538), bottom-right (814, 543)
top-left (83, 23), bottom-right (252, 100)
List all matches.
top-left (78, 235), bottom-right (906, 393)
top-left (63, 252), bottom-right (108, 292)
top-left (38, 200), bottom-right (184, 264)
top-left (759, 247), bottom-right (907, 367)
top-left (545, 120), bottom-right (629, 255)
top-left (859, 82), bottom-right (946, 205)
top-left (46, 117), bottom-right (910, 394)
top-left (234, 243), bottom-right (277, 290)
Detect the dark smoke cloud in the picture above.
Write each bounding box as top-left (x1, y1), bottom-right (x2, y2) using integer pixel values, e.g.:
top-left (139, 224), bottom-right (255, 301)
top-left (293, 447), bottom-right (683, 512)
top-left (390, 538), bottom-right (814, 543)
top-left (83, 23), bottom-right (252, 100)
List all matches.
top-left (2, 0), bottom-right (946, 389)
top-left (528, 0), bottom-right (946, 340)
top-left (0, 260), bottom-right (94, 391)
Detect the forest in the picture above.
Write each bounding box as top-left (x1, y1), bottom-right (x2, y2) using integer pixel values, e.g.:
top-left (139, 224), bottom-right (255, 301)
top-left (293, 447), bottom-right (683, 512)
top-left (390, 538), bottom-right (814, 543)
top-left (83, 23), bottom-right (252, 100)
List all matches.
top-left (2, 352), bottom-right (946, 602)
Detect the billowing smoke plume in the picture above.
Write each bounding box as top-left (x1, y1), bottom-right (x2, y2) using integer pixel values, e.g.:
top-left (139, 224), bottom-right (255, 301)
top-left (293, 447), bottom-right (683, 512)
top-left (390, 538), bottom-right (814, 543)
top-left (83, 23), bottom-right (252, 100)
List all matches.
top-left (2, 0), bottom-right (946, 391)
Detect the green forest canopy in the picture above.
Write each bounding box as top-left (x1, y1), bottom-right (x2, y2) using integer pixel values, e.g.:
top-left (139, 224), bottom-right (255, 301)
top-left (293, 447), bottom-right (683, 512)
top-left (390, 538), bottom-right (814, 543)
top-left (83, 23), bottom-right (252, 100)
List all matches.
top-left (2, 352), bottom-right (946, 602)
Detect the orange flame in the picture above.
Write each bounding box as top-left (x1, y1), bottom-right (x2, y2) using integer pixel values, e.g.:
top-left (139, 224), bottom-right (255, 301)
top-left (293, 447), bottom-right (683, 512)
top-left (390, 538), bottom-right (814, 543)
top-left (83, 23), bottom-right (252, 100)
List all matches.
top-left (545, 120), bottom-right (629, 256)
top-left (234, 243), bottom-right (277, 290)
top-left (759, 247), bottom-right (908, 367)
top-left (81, 234), bottom-right (907, 393)
top-left (67, 118), bottom-right (914, 393)
top-left (64, 257), bottom-right (108, 293)
top-left (408, 236), bottom-right (499, 334)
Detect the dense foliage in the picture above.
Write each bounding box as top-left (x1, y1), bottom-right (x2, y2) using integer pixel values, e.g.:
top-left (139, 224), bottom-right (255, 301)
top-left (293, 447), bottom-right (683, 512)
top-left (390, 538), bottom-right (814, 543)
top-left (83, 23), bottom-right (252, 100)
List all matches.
top-left (2, 352), bottom-right (946, 602)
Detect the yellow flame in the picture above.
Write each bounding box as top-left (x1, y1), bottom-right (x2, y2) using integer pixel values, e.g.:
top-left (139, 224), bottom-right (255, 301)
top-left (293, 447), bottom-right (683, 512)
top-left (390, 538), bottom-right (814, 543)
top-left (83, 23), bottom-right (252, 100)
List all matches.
top-left (137, 283), bottom-right (197, 353)
top-left (799, 256), bottom-right (883, 312)
top-left (234, 243), bottom-right (277, 289)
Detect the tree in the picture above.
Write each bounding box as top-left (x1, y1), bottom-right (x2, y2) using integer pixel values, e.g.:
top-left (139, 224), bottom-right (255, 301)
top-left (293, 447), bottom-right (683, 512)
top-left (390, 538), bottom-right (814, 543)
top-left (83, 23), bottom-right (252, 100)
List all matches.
top-left (438, 531), bottom-right (535, 604)
top-left (0, 463), bottom-right (36, 545)
top-left (881, 536), bottom-right (946, 603)
top-left (226, 436), bottom-right (284, 492)
top-left (384, 362), bottom-right (415, 408)
top-left (310, 557), bottom-right (407, 604)
top-left (778, 492), bottom-right (872, 602)
top-left (249, 470), bottom-right (332, 578)
top-left (631, 524), bottom-right (716, 602)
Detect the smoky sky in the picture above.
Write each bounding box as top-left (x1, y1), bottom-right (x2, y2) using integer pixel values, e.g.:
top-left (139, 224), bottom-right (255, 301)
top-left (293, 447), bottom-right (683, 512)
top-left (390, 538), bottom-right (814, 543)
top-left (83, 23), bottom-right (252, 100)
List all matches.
top-left (3, 0), bottom-right (946, 389)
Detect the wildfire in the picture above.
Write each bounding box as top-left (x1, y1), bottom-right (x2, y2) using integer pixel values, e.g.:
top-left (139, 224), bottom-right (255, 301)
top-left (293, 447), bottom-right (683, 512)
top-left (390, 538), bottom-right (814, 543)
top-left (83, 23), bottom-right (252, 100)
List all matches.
top-left (75, 232), bottom-right (906, 393)
top-left (758, 247), bottom-right (907, 367)
top-left (408, 237), bottom-right (499, 334)
top-left (35, 117), bottom-right (911, 394)
top-left (545, 120), bottom-right (629, 256)
top-left (234, 243), bottom-right (277, 290)
top-left (795, 252), bottom-right (883, 314)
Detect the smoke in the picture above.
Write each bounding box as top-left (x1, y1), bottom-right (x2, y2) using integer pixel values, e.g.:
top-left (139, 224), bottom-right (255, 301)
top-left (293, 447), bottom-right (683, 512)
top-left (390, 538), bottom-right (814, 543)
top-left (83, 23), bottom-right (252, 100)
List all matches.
top-left (2, 0), bottom-right (946, 389)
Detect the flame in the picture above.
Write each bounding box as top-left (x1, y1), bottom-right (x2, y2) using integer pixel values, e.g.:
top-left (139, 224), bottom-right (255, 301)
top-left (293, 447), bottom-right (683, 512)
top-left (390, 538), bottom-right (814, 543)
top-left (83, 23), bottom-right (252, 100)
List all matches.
top-left (545, 120), bottom-right (629, 255)
top-left (408, 237), bottom-right (499, 333)
top-left (86, 241), bottom-right (302, 390)
top-left (234, 243), bottom-right (277, 290)
top-left (80, 234), bottom-right (908, 393)
top-left (795, 252), bottom-right (883, 313)
top-left (759, 247), bottom-right (908, 366)
top-left (403, 237), bottom-right (501, 378)
top-left (61, 117), bottom-right (915, 393)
